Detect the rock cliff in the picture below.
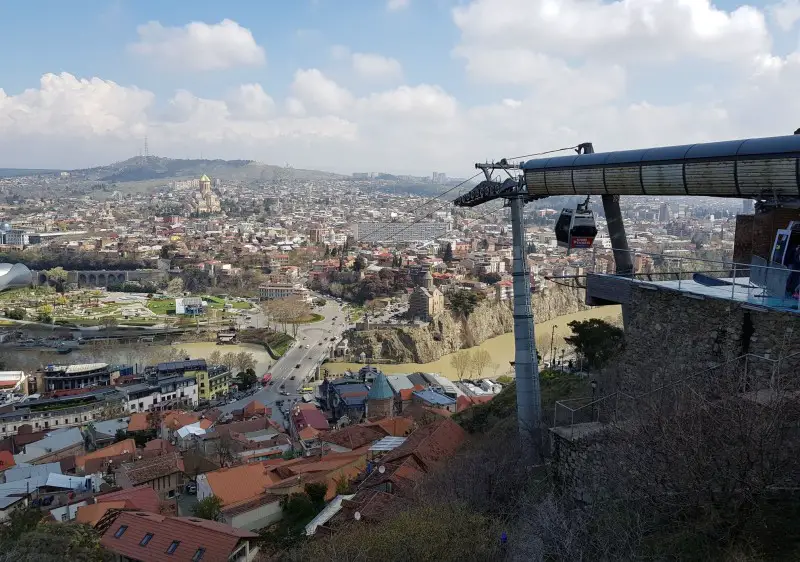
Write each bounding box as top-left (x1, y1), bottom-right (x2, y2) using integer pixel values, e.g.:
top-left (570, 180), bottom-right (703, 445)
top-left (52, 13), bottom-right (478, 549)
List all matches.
top-left (347, 283), bottom-right (588, 363)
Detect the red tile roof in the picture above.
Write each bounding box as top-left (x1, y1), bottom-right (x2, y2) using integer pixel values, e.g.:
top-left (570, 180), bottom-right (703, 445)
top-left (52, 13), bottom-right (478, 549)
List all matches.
top-left (100, 511), bottom-right (256, 562)
top-left (118, 452), bottom-right (184, 486)
top-left (76, 439), bottom-right (137, 470)
top-left (95, 486), bottom-right (161, 513)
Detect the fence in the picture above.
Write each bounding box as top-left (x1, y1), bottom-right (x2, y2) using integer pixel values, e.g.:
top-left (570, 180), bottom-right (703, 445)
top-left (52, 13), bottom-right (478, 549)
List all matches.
top-left (560, 248), bottom-right (800, 311)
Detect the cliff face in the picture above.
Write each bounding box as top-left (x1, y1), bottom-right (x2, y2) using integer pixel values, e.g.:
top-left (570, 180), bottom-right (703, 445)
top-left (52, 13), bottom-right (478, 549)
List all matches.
top-left (347, 284), bottom-right (588, 364)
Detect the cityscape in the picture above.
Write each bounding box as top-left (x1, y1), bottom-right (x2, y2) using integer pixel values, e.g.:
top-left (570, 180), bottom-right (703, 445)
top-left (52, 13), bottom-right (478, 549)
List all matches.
top-left (0, 1), bottom-right (799, 561)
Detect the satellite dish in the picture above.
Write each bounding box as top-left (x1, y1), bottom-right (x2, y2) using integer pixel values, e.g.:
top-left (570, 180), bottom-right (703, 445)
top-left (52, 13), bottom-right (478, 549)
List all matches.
top-left (378, 465), bottom-right (386, 474)
top-left (354, 511), bottom-right (361, 521)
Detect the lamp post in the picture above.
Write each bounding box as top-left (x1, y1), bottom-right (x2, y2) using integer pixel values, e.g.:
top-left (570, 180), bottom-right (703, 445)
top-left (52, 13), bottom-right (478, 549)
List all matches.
top-left (550, 325), bottom-right (557, 368)
top-left (590, 380), bottom-right (597, 421)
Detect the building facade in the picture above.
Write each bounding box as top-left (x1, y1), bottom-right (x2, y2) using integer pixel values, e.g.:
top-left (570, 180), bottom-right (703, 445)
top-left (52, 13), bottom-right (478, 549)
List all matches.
top-left (354, 221), bottom-right (450, 243)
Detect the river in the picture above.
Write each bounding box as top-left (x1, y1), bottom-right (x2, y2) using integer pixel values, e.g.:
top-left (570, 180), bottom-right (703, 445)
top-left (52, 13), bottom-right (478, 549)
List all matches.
top-left (323, 306), bottom-right (622, 381)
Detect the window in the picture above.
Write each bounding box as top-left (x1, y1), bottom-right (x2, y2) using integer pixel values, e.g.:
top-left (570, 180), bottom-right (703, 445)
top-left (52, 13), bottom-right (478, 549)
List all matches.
top-left (140, 533), bottom-right (154, 546)
top-left (114, 525), bottom-right (128, 538)
top-left (166, 541), bottom-right (180, 554)
top-left (192, 547), bottom-right (205, 561)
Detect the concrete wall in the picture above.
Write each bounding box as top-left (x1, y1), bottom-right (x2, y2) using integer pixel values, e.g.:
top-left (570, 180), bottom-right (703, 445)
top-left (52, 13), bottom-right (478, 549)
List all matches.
top-left (612, 285), bottom-right (800, 396)
top-left (226, 500), bottom-right (282, 531)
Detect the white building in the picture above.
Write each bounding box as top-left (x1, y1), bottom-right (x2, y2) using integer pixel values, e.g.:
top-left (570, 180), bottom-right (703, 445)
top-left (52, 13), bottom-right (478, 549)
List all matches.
top-left (120, 376), bottom-right (198, 414)
top-left (258, 283), bottom-right (311, 302)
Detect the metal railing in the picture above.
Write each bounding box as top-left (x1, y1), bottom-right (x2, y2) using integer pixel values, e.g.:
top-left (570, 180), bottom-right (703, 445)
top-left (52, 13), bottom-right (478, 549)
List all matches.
top-left (581, 247), bottom-right (800, 311)
top-left (552, 350), bottom-right (800, 440)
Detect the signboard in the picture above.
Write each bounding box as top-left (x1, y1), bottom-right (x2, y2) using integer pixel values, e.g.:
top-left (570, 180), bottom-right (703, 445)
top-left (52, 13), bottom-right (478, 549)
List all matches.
top-left (570, 237), bottom-right (594, 249)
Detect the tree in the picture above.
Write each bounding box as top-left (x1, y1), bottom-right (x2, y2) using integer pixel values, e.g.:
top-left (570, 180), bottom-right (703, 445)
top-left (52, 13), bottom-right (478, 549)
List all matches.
top-left (236, 369), bottom-right (258, 390)
top-left (442, 242), bottom-right (454, 263)
top-left (233, 351), bottom-right (256, 373)
top-left (36, 304), bottom-right (53, 323)
top-left (192, 495), bottom-right (223, 522)
top-left (221, 352), bottom-right (238, 370)
top-left (101, 316), bottom-right (118, 330)
top-left (95, 399), bottom-right (124, 422)
top-left (5, 308), bottom-right (25, 320)
top-left (166, 277), bottom-right (184, 295)
top-left (450, 350), bottom-right (473, 382)
top-left (0, 521), bottom-right (107, 562)
top-left (304, 482), bottom-right (328, 506)
top-left (564, 318), bottom-right (625, 370)
top-left (113, 429), bottom-right (128, 443)
top-left (146, 410), bottom-right (163, 432)
top-left (46, 267), bottom-right (68, 293)
top-left (213, 433), bottom-right (237, 467)
top-left (208, 350), bottom-right (222, 366)
top-left (448, 290), bottom-right (481, 318)
top-left (353, 256), bottom-right (366, 272)
top-left (470, 349), bottom-right (492, 379)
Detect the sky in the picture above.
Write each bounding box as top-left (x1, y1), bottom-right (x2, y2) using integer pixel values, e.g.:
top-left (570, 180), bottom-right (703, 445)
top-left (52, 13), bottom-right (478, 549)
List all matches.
top-left (2, 0), bottom-right (800, 176)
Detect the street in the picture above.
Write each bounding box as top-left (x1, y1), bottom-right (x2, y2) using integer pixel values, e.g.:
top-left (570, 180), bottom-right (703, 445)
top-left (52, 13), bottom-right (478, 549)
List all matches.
top-left (216, 296), bottom-right (351, 425)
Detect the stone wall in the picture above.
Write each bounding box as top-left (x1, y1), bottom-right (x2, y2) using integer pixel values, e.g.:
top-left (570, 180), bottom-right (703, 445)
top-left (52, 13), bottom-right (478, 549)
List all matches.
top-left (347, 283), bottom-right (589, 364)
top-left (612, 285), bottom-right (800, 396)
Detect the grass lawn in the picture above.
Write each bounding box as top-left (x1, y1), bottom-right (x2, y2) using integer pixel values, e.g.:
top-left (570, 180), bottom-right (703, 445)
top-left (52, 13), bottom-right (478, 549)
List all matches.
top-left (147, 298), bottom-right (176, 315)
top-left (290, 313), bottom-right (324, 324)
top-left (270, 333), bottom-right (294, 357)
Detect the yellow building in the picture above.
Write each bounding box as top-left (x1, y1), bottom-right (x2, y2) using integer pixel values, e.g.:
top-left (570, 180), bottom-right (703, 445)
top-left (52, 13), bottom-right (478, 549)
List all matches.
top-left (188, 366), bottom-right (233, 400)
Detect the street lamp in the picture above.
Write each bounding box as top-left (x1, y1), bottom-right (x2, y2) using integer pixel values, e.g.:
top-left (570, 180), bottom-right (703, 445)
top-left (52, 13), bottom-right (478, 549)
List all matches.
top-left (590, 380), bottom-right (597, 421)
top-left (550, 324), bottom-right (557, 368)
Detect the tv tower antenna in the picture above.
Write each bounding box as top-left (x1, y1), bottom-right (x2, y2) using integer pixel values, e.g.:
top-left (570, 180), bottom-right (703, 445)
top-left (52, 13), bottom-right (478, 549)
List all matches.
top-left (144, 136), bottom-right (150, 163)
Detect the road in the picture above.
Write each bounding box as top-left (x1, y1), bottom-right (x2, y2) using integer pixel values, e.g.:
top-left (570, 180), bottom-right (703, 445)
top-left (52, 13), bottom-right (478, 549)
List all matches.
top-left (217, 296), bottom-right (352, 425)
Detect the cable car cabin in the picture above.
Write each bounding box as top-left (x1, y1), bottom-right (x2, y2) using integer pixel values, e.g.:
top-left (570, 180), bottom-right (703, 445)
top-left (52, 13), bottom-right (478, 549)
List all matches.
top-left (554, 205), bottom-right (598, 254)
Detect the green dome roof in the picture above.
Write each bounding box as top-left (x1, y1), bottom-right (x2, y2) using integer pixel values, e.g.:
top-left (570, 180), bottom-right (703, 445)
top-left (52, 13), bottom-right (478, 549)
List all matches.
top-left (367, 371), bottom-right (394, 401)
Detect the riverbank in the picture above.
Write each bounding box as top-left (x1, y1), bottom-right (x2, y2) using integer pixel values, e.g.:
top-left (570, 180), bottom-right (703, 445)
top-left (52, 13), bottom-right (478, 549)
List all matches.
top-left (325, 306), bottom-right (621, 381)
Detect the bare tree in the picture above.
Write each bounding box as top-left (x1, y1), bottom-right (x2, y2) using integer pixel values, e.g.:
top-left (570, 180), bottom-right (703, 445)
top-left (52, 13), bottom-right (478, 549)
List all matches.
top-left (221, 352), bottom-right (238, 370)
top-left (207, 350), bottom-right (222, 366)
top-left (233, 351), bottom-right (256, 373)
top-left (449, 350), bottom-right (473, 382)
top-left (213, 433), bottom-right (237, 467)
top-left (166, 277), bottom-right (184, 295)
top-left (470, 349), bottom-right (492, 380)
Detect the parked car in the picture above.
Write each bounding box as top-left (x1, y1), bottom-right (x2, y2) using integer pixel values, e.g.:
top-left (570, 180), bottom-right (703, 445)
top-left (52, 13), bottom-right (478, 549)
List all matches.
top-left (185, 482), bottom-right (197, 495)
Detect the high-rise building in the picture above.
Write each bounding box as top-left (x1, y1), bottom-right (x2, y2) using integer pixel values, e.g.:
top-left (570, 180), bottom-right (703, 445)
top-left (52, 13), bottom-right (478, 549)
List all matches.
top-left (658, 202), bottom-right (670, 222)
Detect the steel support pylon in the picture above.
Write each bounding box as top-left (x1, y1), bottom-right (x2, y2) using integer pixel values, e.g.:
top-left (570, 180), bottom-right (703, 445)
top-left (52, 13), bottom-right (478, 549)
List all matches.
top-left (509, 196), bottom-right (542, 448)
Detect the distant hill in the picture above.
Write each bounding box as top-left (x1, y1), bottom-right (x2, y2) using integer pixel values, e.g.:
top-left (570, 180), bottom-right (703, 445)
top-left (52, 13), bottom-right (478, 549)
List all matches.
top-left (0, 168), bottom-right (61, 178)
top-left (72, 156), bottom-right (345, 183)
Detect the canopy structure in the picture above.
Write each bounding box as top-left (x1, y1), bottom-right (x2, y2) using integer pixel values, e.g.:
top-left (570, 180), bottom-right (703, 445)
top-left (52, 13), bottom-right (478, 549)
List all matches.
top-left (522, 135), bottom-right (800, 200)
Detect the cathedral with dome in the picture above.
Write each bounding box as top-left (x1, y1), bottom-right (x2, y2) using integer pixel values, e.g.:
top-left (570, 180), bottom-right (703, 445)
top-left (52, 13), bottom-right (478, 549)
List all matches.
top-left (189, 174), bottom-right (221, 214)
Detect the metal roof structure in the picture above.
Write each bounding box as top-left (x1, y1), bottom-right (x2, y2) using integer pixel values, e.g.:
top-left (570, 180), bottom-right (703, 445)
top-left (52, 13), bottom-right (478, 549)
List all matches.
top-left (521, 134), bottom-right (800, 199)
top-left (368, 436), bottom-right (407, 452)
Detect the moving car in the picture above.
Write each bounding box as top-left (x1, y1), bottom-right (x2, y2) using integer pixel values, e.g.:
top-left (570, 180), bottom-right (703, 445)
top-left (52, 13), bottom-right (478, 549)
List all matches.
top-left (290, 375), bottom-right (296, 380)
top-left (295, 364), bottom-right (301, 368)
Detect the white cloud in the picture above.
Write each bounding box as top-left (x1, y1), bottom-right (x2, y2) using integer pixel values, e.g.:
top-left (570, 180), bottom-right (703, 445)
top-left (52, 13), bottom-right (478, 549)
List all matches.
top-left (771, 0), bottom-right (800, 30)
top-left (227, 84), bottom-right (276, 119)
top-left (6, 1), bottom-right (800, 175)
top-left (351, 53), bottom-right (404, 81)
top-left (128, 19), bottom-right (265, 71)
top-left (453, 0), bottom-right (771, 66)
top-left (387, 0), bottom-right (410, 11)
top-left (290, 69), bottom-right (354, 114)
